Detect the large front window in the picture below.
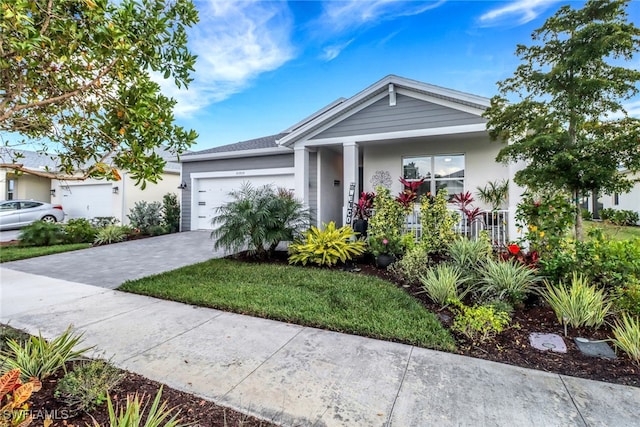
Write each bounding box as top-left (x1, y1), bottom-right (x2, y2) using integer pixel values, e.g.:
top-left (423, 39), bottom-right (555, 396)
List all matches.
top-left (402, 154), bottom-right (465, 198)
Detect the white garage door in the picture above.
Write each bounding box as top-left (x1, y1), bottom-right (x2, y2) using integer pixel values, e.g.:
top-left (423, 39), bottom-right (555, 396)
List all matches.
top-left (195, 174), bottom-right (294, 230)
top-left (62, 184), bottom-right (113, 220)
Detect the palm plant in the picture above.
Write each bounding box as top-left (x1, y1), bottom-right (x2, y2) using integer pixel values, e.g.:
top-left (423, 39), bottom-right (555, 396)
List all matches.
top-left (211, 183), bottom-right (310, 259)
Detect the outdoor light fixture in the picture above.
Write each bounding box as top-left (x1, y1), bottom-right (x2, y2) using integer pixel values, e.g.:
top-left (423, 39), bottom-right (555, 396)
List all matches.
top-left (112, 186), bottom-right (119, 194)
top-left (50, 189), bottom-right (56, 196)
top-left (177, 181), bottom-right (187, 190)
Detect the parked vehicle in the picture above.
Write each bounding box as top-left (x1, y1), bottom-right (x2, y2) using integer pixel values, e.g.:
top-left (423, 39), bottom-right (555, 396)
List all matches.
top-left (0, 200), bottom-right (65, 230)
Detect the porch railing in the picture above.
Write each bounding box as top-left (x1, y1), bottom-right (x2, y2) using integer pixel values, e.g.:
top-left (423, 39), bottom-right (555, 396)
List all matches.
top-left (386, 208), bottom-right (510, 247)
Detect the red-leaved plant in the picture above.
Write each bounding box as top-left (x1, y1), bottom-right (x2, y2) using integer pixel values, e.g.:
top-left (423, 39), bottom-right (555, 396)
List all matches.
top-left (499, 243), bottom-right (539, 268)
top-left (397, 177), bottom-right (425, 208)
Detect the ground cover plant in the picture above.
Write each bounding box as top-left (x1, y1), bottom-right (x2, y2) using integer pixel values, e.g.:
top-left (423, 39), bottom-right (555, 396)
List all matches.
top-left (0, 325), bottom-right (275, 426)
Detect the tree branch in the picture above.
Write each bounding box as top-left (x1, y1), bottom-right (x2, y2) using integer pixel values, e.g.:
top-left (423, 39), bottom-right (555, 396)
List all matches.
top-left (0, 163), bottom-right (93, 181)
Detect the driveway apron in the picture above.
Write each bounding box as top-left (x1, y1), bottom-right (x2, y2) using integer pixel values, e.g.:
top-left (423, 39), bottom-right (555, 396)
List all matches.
top-left (1, 231), bottom-right (221, 289)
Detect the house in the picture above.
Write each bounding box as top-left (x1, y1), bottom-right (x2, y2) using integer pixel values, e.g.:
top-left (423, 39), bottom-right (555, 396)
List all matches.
top-left (600, 170), bottom-right (640, 222)
top-left (179, 75), bottom-right (523, 238)
top-left (1, 148), bottom-right (180, 225)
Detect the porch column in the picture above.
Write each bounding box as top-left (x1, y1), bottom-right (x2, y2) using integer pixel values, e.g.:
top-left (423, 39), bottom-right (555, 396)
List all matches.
top-left (507, 159), bottom-right (527, 245)
top-left (294, 146), bottom-right (310, 207)
top-left (343, 141), bottom-right (359, 227)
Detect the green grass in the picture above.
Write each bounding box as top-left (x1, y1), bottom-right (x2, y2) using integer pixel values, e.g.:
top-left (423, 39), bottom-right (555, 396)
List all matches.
top-left (119, 259), bottom-right (456, 351)
top-left (585, 221), bottom-right (640, 241)
top-left (0, 243), bottom-right (91, 262)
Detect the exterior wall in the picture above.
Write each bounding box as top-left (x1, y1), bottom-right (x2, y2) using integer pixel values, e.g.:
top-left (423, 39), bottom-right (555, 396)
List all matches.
top-left (308, 151), bottom-right (318, 221)
top-left (312, 94), bottom-right (486, 140)
top-left (362, 133), bottom-right (508, 210)
top-left (10, 173), bottom-right (51, 202)
top-left (180, 153), bottom-right (294, 231)
top-left (317, 148), bottom-right (343, 227)
top-left (121, 172), bottom-right (180, 225)
top-left (601, 172), bottom-right (640, 220)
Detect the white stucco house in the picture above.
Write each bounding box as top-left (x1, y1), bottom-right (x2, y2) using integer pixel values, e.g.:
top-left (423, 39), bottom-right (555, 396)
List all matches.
top-left (1, 148), bottom-right (180, 225)
top-left (179, 75), bottom-right (524, 239)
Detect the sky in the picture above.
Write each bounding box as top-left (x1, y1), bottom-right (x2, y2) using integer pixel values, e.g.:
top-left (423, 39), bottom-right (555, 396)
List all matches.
top-left (159, 0), bottom-right (640, 151)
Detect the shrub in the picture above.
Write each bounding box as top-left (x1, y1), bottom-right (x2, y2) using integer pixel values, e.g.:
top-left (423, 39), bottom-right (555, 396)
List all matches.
top-left (450, 300), bottom-right (510, 343)
top-left (574, 234), bottom-right (640, 291)
top-left (368, 234), bottom-right (404, 257)
top-left (55, 359), bottom-right (124, 415)
top-left (600, 208), bottom-right (639, 226)
top-left (128, 201), bottom-right (163, 235)
top-left (389, 245), bottom-right (431, 284)
top-left (420, 189), bottom-right (459, 256)
top-left (63, 218), bottom-right (97, 243)
top-left (418, 264), bottom-right (470, 308)
top-left (162, 193), bottom-right (181, 233)
top-left (610, 313), bottom-right (640, 365)
top-left (447, 235), bottom-right (492, 279)
top-left (288, 222), bottom-right (366, 267)
top-left (94, 225), bottom-right (128, 245)
top-left (479, 258), bottom-right (540, 306)
top-left (90, 217), bottom-right (119, 228)
top-left (19, 220), bottom-right (65, 246)
top-left (612, 282), bottom-right (640, 316)
top-left (94, 387), bottom-right (186, 427)
top-left (0, 326), bottom-right (91, 381)
top-left (541, 273), bottom-right (611, 331)
top-left (0, 369), bottom-right (42, 427)
top-left (211, 183), bottom-right (310, 259)
top-left (368, 186), bottom-right (405, 247)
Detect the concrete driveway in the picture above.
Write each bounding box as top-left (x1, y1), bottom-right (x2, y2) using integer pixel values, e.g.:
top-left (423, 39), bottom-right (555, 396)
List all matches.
top-left (1, 231), bottom-right (222, 289)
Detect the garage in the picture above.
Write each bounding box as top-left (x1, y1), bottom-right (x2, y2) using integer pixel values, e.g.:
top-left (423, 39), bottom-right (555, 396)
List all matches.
top-left (191, 169), bottom-right (294, 230)
top-left (61, 184), bottom-right (114, 220)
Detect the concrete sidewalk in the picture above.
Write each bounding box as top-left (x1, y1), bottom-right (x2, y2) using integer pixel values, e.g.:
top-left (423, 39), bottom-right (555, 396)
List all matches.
top-left (1, 268), bottom-right (638, 426)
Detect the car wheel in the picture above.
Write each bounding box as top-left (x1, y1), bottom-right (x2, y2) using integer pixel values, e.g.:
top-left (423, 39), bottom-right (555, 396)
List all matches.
top-left (41, 215), bottom-right (57, 223)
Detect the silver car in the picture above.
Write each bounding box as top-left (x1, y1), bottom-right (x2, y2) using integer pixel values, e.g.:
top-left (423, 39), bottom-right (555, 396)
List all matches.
top-left (0, 200), bottom-right (66, 230)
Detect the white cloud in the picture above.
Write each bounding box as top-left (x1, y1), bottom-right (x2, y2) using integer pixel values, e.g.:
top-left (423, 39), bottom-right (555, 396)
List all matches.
top-left (479, 0), bottom-right (559, 27)
top-left (154, 0), bottom-right (294, 117)
top-left (321, 39), bottom-right (354, 61)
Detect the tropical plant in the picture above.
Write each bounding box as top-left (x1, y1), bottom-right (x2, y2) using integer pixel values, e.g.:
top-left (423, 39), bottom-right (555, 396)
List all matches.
top-left (420, 189), bottom-right (459, 256)
top-left (447, 235), bottom-right (492, 279)
top-left (353, 191), bottom-right (375, 220)
top-left (0, 0), bottom-right (198, 186)
top-left (94, 225), bottom-right (129, 245)
top-left (18, 221), bottom-right (65, 247)
top-left (418, 264), bottom-right (470, 308)
top-left (476, 179), bottom-right (509, 211)
top-left (92, 387), bottom-right (186, 427)
top-left (541, 273), bottom-right (612, 332)
top-left (55, 359), bottom-right (124, 415)
top-left (483, 0), bottom-right (640, 241)
top-left (368, 186), bottom-right (405, 242)
top-left (63, 218), bottom-right (98, 244)
top-left (162, 193), bottom-right (181, 233)
top-left (0, 369), bottom-right (42, 427)
top-left (211, 183), bottom-right (310, 259)
top-left (450, 300), bottom-right (510, 343)
top-left (367, 235), bottom-right (404, 257)
top-left (478, 258), bottom-right (540, 306)
top-left (396, 177), bottom-right (424, 210)
top-left (288, 222), bottom-right (366, 267)
top-left (388, 246), bottom-right (432, 284)
top-left (610, 313), bottom-right (640, 365)
top-left (0, 327), bottom-right (91, 381)
top-left (128, 201), bottom-right (163, 235)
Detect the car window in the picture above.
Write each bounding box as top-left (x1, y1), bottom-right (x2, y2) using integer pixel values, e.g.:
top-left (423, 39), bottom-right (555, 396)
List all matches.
top-left (0, 202), bottom-right (20, 211)
top-left (20, 201), bottom-right (43, 209)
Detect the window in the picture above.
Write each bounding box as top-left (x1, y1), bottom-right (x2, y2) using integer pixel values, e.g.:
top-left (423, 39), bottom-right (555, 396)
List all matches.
top-left (614, 193), bottom-right (619, 206)
top-left (0, 201), bottom-right (19, 211)
top-left (21, 201), bottom-right (43, 209)
top-left (402, 154), bottom-right (465, 199)
top-left (7, 179), bottom-right (15, 200)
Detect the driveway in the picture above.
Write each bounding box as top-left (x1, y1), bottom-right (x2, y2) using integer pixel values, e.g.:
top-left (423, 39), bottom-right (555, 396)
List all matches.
top-left (1, 231), bottom-right (223, 289)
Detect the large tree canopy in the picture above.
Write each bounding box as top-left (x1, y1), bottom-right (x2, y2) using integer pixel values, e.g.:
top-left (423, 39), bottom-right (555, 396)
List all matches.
top-left (484, 0), bottom-right (640, 240)
top-left (0, 0), bottom-right (198, 187)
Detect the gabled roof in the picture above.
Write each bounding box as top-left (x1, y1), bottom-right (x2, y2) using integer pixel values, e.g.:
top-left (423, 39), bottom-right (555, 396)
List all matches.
top-left (276, 74), bottom-right (491, 147)
top-left (0, 148), bottom-right (60, 172)
top-left (183, 133), bottom-right (287, 156)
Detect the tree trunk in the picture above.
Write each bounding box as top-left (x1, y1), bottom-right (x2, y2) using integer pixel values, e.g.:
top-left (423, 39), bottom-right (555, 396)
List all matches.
top-left (574, 189), bottom-right (583, 241)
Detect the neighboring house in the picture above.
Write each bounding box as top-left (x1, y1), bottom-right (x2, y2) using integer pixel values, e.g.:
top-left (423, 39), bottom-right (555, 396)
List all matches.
top-left (180, 75), bottom-right (523, 238)
top-left (1, 148), bottom-right (180, 225)
top-left (600, 170), bottom-right (640, 221)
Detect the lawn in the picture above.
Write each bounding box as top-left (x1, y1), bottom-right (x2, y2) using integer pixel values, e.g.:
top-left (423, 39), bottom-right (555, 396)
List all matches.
top-left (0, 243), bottom-right (92, 262)
top-left (119, 259), bottom-right (456, 351)
top-left (585, 221), bottom-right (640, 241)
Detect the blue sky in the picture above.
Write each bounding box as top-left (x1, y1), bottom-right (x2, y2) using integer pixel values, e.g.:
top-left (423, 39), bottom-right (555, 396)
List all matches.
top-left (161, 0), bottom-right (640, 151)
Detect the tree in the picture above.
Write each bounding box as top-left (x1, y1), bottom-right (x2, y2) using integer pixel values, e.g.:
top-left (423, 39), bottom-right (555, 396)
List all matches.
top-left (0, 0), bottom-right (198, 187)
top-left (484, 0), bottom-right (640, 240)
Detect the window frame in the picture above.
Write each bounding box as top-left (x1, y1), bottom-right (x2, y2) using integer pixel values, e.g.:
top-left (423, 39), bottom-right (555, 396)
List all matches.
top-left (401, 153), bottom-right (465, 200)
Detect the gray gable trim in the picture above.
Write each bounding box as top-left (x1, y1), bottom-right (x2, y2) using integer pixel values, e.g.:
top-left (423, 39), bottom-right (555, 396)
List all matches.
top-left (277, 75), bottom-right (491, 147)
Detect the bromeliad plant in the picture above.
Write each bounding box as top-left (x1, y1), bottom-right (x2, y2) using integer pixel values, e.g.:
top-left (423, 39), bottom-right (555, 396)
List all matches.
top-left (288, 222), bottom-right (366, 267)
